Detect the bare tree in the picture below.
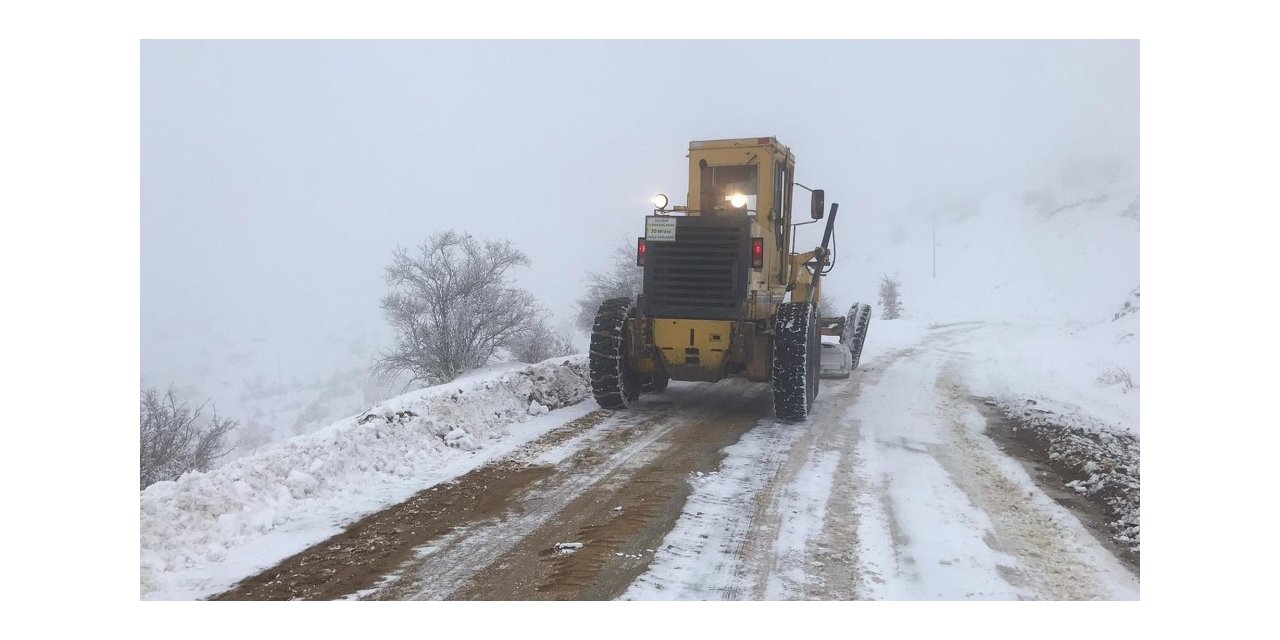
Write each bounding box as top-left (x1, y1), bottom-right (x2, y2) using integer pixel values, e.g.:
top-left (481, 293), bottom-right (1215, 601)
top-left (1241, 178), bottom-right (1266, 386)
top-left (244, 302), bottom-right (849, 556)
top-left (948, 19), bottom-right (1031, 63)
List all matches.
top-left (140, 386), bottom-right (236, 490)
top-left (574, 239), bottom-right (643, 331)
top-left (375, 231), bottom-right (543, 385)
top-left (878, 274), bottom-right (903, 320)
top-left (512, 316), bottom-right (578, 363)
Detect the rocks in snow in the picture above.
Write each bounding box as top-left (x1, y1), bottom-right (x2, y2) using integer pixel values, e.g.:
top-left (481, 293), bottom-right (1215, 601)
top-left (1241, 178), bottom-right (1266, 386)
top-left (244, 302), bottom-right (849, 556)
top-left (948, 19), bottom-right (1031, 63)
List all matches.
top-left (990, 396), bottom-right (1140, 556)
top-left (444, 427), bottom-right (478, 451)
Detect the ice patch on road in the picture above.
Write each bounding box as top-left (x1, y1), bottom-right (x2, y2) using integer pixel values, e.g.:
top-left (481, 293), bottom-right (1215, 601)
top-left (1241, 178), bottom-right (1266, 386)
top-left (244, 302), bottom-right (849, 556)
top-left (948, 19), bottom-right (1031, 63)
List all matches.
top-left (553, 542), bottom-right (584, 554)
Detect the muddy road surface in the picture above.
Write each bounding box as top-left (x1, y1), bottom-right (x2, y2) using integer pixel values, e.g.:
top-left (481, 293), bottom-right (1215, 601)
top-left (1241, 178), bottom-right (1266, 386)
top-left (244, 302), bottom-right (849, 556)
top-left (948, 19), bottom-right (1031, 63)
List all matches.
top-left (216, 380), bottom-right (771, 600)
top-left (215, 324), bottom-right (1138, 600)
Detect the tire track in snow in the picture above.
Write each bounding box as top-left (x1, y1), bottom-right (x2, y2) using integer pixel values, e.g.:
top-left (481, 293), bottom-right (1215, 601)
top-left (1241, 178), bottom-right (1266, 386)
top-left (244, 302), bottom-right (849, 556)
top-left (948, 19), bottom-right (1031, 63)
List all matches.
top-left (624, 344), bottom-right (920, 600)
top-left (761, 449), bottom-right (841, 598)
top-left (849, 325), bottom-right (1041, 599)
top-left (369, 409), bottom-right (680, 600)
top-left (734, 375), bottom-right (866, 599)
top-left (803, 345), bottom-right (929, 600)
top-left (358, 379), bottom-right (775, 600)
top-left (451, 380), bottom-right (772, 600)
top-left (620, 415), bottom-right (802, 600)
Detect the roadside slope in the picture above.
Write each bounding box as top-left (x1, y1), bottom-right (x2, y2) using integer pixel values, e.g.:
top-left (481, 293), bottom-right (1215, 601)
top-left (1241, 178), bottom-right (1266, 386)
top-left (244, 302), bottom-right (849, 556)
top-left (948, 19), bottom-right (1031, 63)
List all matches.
top-left (141, 357), bottom-right (592, 600)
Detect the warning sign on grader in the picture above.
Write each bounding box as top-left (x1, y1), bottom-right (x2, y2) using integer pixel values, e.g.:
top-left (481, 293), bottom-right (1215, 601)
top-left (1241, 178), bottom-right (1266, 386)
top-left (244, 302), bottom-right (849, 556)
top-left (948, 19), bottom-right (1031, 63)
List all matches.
top-left (646, 216), bottom-right (676, 242)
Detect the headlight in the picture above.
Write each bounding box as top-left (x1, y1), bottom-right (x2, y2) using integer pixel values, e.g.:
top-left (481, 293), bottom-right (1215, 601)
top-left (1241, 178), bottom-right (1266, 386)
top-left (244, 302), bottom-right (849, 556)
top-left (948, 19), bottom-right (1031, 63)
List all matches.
top-left (652, 193), bottom-right (669, 210)
top-left (729, 193), bottom-right (748, 208)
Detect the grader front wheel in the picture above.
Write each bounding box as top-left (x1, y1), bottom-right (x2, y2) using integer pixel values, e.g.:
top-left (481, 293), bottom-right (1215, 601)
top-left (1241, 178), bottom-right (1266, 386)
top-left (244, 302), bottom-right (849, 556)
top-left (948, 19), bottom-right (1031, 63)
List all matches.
top-left (772, 302), bottom-right (819, 420)
top-left (841, 302), bottom-right (872, 370)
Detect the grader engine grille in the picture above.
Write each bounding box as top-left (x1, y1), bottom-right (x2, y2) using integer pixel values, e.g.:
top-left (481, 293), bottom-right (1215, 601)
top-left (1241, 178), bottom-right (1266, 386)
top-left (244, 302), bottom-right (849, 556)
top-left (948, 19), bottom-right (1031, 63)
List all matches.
top-left (642, 216), bottom-right (750, 319)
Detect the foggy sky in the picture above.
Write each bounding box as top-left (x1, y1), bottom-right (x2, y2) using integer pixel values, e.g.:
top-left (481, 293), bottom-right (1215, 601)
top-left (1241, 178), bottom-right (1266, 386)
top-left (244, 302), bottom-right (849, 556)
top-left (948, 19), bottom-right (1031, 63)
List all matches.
top-left (141, 40), bottom-right (1138, 381)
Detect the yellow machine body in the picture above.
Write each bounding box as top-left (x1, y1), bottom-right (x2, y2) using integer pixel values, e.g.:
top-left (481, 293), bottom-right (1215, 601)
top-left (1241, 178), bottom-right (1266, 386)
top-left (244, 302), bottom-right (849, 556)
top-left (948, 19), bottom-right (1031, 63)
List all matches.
top-left (630, 137), bottom-right (830, 384)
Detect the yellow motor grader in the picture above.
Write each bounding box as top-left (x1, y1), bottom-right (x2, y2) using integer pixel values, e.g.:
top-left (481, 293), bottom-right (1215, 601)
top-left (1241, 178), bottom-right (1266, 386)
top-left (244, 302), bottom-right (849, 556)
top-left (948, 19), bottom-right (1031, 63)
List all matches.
top-left (589, 137), bottom-right (871, 420)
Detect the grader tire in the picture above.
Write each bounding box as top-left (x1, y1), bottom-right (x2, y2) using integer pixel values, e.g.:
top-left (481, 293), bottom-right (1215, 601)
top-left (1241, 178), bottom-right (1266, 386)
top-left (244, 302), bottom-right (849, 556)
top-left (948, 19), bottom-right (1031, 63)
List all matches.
top-left (589, 297), bottom-right (641, 409)
top-left (842, 302), bottom-right (872, 370)
top-left (773, 302), bottom-right (819, 420)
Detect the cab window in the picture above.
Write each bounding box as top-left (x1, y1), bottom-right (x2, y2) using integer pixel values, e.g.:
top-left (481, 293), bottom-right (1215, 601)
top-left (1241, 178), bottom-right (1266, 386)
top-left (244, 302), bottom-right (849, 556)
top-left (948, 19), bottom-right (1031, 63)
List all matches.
top-left (699, 163), bottom-right (758, 212)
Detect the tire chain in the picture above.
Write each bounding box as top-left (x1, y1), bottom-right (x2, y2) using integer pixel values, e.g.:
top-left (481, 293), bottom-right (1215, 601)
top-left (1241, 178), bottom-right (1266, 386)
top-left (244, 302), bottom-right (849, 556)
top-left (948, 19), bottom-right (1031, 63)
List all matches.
top-left (589, 297), bottom-right (640, 409)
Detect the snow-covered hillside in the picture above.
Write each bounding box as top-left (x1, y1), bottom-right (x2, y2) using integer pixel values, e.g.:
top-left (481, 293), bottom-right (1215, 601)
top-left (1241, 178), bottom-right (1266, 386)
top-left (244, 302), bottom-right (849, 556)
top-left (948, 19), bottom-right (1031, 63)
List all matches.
top-left (830, 163), bottom-right (1139, 326)
top-left (823, 165), bottom-right (1140, 432)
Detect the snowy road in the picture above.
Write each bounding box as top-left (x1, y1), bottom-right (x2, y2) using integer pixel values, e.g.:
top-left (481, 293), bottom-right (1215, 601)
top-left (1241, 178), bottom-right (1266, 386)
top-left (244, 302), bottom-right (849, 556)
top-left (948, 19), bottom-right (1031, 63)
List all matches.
top-left (214, 323), bottom-right (1138, 601)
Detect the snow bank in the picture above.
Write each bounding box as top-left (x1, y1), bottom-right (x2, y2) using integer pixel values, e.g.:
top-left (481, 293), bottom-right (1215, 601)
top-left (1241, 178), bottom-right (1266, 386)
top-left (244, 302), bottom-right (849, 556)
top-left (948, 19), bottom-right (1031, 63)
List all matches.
top-left (987, 397), bottom-right (1140, 556)
top-left (140, 356), bottom-right (590, 600)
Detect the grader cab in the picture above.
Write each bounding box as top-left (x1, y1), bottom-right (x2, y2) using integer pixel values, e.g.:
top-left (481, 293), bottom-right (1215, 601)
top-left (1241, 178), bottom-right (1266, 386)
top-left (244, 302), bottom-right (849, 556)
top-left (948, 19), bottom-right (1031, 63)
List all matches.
top-left (589, 137), bottom-right (871, 420)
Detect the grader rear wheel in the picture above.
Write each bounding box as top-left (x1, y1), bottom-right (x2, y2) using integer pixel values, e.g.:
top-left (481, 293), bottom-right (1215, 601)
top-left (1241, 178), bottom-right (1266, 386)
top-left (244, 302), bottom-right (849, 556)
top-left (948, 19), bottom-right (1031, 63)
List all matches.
top-left (589, 297), bottom-right (640, 409)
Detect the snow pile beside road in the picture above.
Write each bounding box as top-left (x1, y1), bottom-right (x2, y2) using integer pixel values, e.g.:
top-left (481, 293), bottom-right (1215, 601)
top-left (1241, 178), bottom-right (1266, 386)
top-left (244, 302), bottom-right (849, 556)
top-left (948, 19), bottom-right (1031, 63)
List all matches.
top-left (988, 397), bottom-right (1140, 556)
top-left (140, 356), bottom-right (590, 599)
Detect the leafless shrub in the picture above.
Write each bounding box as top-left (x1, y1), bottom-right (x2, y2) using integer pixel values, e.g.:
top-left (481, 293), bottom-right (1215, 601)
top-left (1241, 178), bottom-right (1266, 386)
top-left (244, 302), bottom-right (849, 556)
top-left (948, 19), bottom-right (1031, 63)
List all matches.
top-left (1097, 366), bottom-right (1137, 392)
top-left (234, 418), bottom-right (273, 456)
top-left (140, 386), bottom-right (236, 490)
top-left (512, 317), bottom-right (578, 363)
top-left (878, 274), bottom-right (903, 320)
top-left (374, 231), bottom-right (544, 385)
top-left (574, 239), bottom-right (643, 332)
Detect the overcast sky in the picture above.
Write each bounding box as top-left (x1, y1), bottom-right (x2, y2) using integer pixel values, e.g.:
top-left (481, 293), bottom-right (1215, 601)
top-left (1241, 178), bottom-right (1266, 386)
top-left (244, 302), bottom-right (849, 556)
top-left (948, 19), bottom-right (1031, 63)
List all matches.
top-left (141, 40), bottom-right (1137, 382)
